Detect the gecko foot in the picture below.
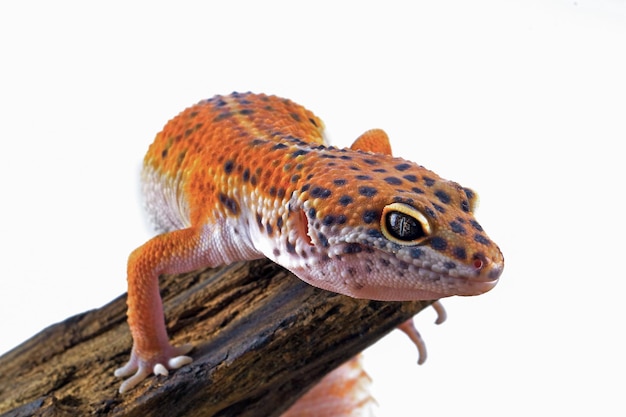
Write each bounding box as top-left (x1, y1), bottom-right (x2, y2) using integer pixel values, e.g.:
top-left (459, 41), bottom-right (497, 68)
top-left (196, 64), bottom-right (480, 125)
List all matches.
top-left (397, 301), bottom-right (448, 365)
top-left (398, 319), bottom-right (428, 365)
top-left (114, 343), bottom-right (193, 393)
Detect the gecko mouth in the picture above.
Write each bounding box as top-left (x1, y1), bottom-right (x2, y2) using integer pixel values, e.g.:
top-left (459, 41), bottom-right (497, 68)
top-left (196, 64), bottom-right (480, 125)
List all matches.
top-left (286, 240), bottom-right (501, 302)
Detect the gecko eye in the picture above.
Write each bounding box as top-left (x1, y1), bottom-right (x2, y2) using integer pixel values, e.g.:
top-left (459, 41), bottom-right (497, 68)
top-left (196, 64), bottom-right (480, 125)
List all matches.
top-left (381, 203), bottom-right (431, 245)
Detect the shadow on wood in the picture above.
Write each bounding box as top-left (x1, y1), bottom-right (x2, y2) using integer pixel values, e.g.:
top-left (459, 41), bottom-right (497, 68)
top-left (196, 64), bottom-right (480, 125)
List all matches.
top-left (0, 259), bottom-right (431, 416)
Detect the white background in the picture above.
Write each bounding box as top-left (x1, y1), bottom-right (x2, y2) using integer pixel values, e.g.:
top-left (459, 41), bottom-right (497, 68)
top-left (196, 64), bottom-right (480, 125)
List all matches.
top-left (1, 1), bottom-right (625, 415)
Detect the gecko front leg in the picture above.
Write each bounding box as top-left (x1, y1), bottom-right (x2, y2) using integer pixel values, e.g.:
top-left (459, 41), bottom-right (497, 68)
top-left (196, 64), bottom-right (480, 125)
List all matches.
top-left (115, 227), bottom-right (212, 393)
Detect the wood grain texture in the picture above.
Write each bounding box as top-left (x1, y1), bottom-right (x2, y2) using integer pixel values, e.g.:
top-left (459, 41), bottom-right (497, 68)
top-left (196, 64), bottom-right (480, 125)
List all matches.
top-left (0, 260), bottom-right (432, 417)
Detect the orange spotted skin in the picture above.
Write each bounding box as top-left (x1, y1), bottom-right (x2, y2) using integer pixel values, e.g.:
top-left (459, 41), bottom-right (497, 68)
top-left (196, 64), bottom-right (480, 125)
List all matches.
top-left (145, 93), bottom-right (326, 228)
top-left (115, 92), bottom-right (504, 394)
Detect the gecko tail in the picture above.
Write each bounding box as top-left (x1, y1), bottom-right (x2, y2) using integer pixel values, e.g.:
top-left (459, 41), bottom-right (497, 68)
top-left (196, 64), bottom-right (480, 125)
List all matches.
top-left (281, 354), bottom-right (376, 417)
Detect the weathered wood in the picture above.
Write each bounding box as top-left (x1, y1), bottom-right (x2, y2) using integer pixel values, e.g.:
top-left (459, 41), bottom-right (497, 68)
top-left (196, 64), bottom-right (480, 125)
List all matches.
top-left (0, 260), bottom-right (431, 417)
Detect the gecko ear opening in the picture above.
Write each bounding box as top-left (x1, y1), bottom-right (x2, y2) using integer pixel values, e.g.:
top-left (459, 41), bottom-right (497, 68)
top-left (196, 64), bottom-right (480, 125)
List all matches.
top-left (298, 209), bottom-right (314, 246)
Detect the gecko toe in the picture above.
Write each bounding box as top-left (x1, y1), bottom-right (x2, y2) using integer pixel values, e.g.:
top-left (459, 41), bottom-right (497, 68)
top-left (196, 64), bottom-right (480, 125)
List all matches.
top-left (118, 367), bottom-right (152, 394)
top-left (168, 355), bottom-right (193, 369)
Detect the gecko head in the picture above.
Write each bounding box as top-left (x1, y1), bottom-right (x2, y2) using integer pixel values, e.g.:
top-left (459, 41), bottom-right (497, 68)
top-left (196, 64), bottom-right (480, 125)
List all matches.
top-left (275, 153), bottom-right (504, 302)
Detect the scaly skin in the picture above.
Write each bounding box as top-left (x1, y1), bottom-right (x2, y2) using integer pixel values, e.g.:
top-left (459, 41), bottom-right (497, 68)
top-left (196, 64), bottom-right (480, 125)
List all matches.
top-left (115, 92), bottom-right (504, 396)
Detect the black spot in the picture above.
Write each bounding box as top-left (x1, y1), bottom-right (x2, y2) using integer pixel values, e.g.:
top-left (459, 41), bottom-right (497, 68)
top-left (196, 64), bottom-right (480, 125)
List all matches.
top-left (266, 223), bottom-right (273, 235)
top-left (321, 154), bottom-right (337, 159)
top-left (250, 175), bottom-right (258, 186)
top-left (373, 168), bottom-right (387, 173)
top-left (423, 177), bottom-right (435, 187)
top-left (292, 149), bottom-right (309, 158)
top-left (301, 184), bottom-right (310, 192)
top-left (463, 188), bottom-right (475, 201)
top-left (409, 248), bottom-right (423, 259)
top-left (358, 186), bottom-right (378, 197)
top-left (461, 200), bottom-right (470, 212)
top-left (449, 221), bottom-right (467, 235)
top-left (412, 187), bottom-right (424, 194)
top-left (277, 188), bottom-right (286, 199)
top-left (355, 175), bottom-right (373, 180)
top-left (343, 243), bottom-right (362, 254)
top-left (363, 158), bottom-right (379, 165)
top-left (403, 174), bottom-right (418, 182)
top-left (338, 195), bottom-right (354, 206)
top-left (310, 186), bottom-right (332, 199)
top-left (435, 190), bottom-right (451, 204)
top-left (214, 112), bottom-right (233, 122)
top-left (250, 138), bottom-right (267, 146)
top-left (443, 261), bottom-right (457, 269)
top-left (291, 174), bottom-right (301, 183)
top-left (367, 229), bottom-right (384, 239)
top-left (349, 165), bottom-right (360, 171)
top-left (219, 193), bottom-right (239, 215)
top-left (322, 215), bottom-right (335, 226)
top-left (277, 217), bottom-right (284, 229)
top-left (273, 248), bottom-right (280, 257)
top-left (161, 149), bottom-right (168, 158)
top-left (424, 207), bottom-right (436, 217)
top-left (474, 234), bottom-right (491, 245)
top-left (362, 210), bottom-right (377, 224)
top-left (433, 203), bottom-right (446, 214)
top-left (242, 168), bottom-right (250, 182)
top-left (290, 112), bottom-right (301, 122)
top-left (340, 155), bottom-right (352, 160)
top-left (384, 177), bottom-right (403, 185)
top-left (470, 220), bottom-right (484, 232)
top-left (309, 117), bottom-right (318, 127)
top-left (272, 143), bottom-right (289, 150)
top-left (256, 213), bottom-right (263, 229)
top-left (184, 128), bottom-right (193, 137)
top-left (395, 163), bottom-right (411, 171)
top-left (239, 108), bottom-right (254, 115)
top-left (452, 246), bottom-right (467, 260)
top-left (336, 214), bottom-right (347, 224)
top-left (224, 159), bottom-right (235, 175)
top-left (318, 232), bottom-right (329, 247)
top-left (268, 186), bottom-right (276, 197)
top-left (333, 178), bottom-right (347, 186)
top-left (430, 237), bottom-right (447, 251)
top-left (308, 207), bottom-right (316, 218)
top-left (286, 241), bottom-right (296, 254)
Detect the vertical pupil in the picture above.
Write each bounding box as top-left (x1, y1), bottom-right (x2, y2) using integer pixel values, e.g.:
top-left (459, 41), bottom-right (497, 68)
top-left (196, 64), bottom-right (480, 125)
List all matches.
top-left (387, 212), bottom-right (422, 240)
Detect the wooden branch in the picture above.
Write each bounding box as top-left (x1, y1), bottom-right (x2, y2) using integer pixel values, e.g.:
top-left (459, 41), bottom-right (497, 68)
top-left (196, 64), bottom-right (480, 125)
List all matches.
top-left (0, 260), bottom-right (432, 417)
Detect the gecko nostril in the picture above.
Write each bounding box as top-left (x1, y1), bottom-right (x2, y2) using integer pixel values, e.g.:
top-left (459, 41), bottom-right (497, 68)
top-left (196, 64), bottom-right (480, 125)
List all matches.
top-left (472, 255), bottom-right (484, 270)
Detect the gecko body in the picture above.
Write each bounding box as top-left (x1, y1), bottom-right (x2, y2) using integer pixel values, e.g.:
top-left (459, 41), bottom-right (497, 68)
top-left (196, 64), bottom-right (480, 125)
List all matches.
top-left (115, 92), bottom-right (504, 395)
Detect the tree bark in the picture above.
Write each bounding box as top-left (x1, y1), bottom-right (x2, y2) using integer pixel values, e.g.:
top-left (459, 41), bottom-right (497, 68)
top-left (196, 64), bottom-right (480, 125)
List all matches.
top-left (0, 260), bottom-right (432, 417)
